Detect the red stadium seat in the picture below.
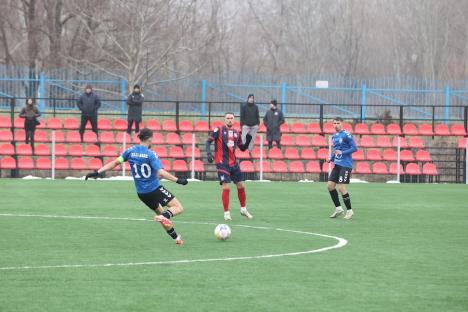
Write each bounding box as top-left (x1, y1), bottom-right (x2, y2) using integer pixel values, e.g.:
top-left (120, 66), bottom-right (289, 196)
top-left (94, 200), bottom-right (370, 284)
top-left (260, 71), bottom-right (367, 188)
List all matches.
top-left (405, 163), bottom-right (421, 175)
top-left (16, 143), bottom-right (33, 156)
top-left (415, 150), bottom-right (432, 162)
top-left (113, 119), bottom-right (127, 131)
top-left (251, 148), bottom-right (267, 159)
top-left (403, 123), bottom-right (418, 136)
top-left (301, 148), bottom-right (316, 160)
top-left (0, 116), bottom-right (11, 128)
top-left (83, 132), bottom-right (98, 143)
top-left (317, 148), bottom-right (329, 160)
top-left (359, 135), bottom-right (375, 148)
top-left (54, 157), bottom-right (69, 170)
top-left (255, 161), bottom-right (271, 173)
top-left (162, 119), bottom-right (177, 132)
top-left (14, 117), bottom-right (24, 128)
top-left (34, 130), bottom-right (48, 142)
top-left (366, 149), bottom-right (382, 161)
top-left (185, 146), bottom-right (201, 158)
top-left (53, 144), bottom-right (67, 156)
top-left (146, 119), bottom-right (161, 131)
top-left (152, 146), bottom-right (167, 158)
top-left (258, 124), bottom-right (266, 133)
top-left (169, 146), bottom-right (185, 158)
top-left (36, 157), bottom-right (51, 170)
top-left (400, 150), bottom-right (415, 162)
top-left (66, 131), bottom-right (81, 143)
top-left (323, 123), bottom-right (335, 134)
top-left (46, 117), bottom-right (62, 129)
top-left (189, 160), bottom-right (205, 172)
top-left (354, 123), bottom-right (369, 135)
top-left (311, 135), bottom-right (327, 147)
top-left (182, 133), bottom-right (195, 145)
top-left (232, 121), bottom-right (240, 130)
top-left (418, 123), bottom-right (433, 136)
top-left (382, 149), bottom-right (397, 161)
top-left (0, 156), bottom-right (16, 169)
top-left (284, 148), bottom-right (300, 160)
top-left (451, 123), bottom-right (467, 136)
top-left (70, 158), bottom-right (86, 170)
top-left (115, 132), bottom-right (131, 144)
top-left (151, 133), bottom-right (164, 145)
top-left (372, 162), bottom-right (389, 174)
top-left (343, 122), bottom-right (353, 132)
top-left (280, 123), bottom-right (290, 133)
top-left (392, 136), bottom-right (408, 148)
top-left (240, 160), bottom-right (254, 172)
top-left (113, 160), bottom-right (131, 171)
top-left (289, 161), bottom-right (305, 173)
top-left (51, 130), bottom-right (65, 142)
top-left (386, 123), bottom-right (402, 135)
top-left (290, 122), bottom-right (307, 134)
top-left (194, 120), bottom-right (209, 132)
top-left (389, 163), bottom-right (405, 175)
top-left (235, 149), bottom-right (250, 159)
top-left (102, 145), bottom-right (118, 157)
top-left (353, 150), bottom-right (365, 161)
top-left (34, 144), bottom-right (50, 156)
top-left (88, 158), bottom-right (103, 170)
top-left (14, 129), bottom-right (25, 141)
top-left (179, 120), bottom-right (194, 132)
top-left (69, 144), bottom-right (84, 157)
top-left (166, 132), bottom-right (181, 145)
top-left (281, 135), bottom-right (294, 146)
top-left (63, 117), bottom-right (79, 130)
top-left (355, 162), bottom-right (371, 174)
top-left (376, 136), bottom-right (392, 148)
top-left (268, 147), bottom-right (283, 159)
top-left (295, 135), bottom-right (310, 147)
top-left (408, 137), bottom-right (424, 149)
top-left (85, 144), bottom-right (101, 157)
top-left (99, 131), bottom-right (115, 144)
top-left (422, 163), bottom-right (438, 175)
top-left (458, 137), bottom-right (467, 149)
top-left (172, 160), bottom-right (188, 172)
top-left (306, 161), bottom-right (321, 173)
top-left (17, 156), bottom-right (33, 169)
top-left (160, 159), bottom-right (171, 170)
top-left (98, 118), bottom-right (113, 130)
top-left (307, 122), bottom-right (321, 134)
top-left (370, 123), bottom-right (386, 135)
top-left (434, 124), bottom-right (450, 136)
top-left (0, 143), bottom-right (14, 155)
top-left (322, 161), bottom-right (334, 173)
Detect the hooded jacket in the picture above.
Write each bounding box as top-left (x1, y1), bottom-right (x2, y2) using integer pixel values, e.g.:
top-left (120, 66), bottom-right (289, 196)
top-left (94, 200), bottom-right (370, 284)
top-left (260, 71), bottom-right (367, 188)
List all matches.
top-left (77, 92), bottom-right (101, 116)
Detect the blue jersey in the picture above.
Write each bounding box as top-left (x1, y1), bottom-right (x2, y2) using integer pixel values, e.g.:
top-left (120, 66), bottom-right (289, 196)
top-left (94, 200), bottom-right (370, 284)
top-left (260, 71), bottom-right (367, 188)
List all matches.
top-left (119, 145), bottom-right (163, 194)
top-left (330, 130), bottom-right (357, 168)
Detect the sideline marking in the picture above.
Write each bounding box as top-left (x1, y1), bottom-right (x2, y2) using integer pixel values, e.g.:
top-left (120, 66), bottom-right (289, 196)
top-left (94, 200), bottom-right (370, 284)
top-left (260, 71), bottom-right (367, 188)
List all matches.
top-left (0, 213), bottom-right (347, 271)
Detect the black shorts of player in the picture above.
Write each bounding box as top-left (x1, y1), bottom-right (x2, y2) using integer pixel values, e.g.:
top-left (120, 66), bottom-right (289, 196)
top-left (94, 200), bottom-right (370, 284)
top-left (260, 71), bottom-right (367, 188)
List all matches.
top-left (216, 163), bottom-right (244, 185)
top-left (137, 185), bottom-right (175, 212)
top-left (328, 164), bottom-right (352, 184)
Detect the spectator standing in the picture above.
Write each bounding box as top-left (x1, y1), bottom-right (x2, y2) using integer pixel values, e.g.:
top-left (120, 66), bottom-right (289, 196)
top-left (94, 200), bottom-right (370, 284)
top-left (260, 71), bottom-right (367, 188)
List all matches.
top-left (263, 100), bottom-right (285, 149)
top-left (126, 84), bottom-right (144, 134)
top-left (77, 84), bottom-right (101, 142)
top-left (240, 94), bottom-right (259, 152)
top-left (19, 98), bottom-right (41, 151)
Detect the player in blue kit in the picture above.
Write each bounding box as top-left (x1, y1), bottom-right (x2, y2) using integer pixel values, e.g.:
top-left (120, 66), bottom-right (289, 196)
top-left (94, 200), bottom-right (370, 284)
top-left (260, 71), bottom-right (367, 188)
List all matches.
top-left (85, 128), bottom-right (188, 245)
top-left (326, 117), bottom-right (357, 220)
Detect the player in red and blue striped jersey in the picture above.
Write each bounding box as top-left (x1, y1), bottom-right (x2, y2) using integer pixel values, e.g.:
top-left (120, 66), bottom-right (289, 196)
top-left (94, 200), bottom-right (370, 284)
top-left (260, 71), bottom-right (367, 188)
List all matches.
top-left (206, 112), bottom-right (253, 221)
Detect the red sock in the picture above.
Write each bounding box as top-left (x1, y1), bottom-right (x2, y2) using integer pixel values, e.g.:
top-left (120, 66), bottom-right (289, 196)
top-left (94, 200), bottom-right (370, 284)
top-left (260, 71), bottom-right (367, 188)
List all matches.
top-left (237, 187), bottom-right (246, 207)
top-left (222, 188), bottom-right (230, 212)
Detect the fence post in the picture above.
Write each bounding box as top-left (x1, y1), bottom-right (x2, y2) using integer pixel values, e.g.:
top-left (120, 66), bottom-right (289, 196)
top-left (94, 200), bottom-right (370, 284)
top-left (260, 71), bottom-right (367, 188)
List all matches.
top-left (444, 86), bottom-right (450, 124)
top-left (39, 72), bottom-right (46, 113)
top-left (201, 80), bottom-right (207, 119)
top-left (319, 104), bottom-right (324, 131)
top-left (464, 106), bottom-right (468, 134)
top-left (281, 82), bottom-right (287, 114)
top-left (208, 102), bottom-right (212, 129)
top-left (120, 79), bottom-right (127, 118)
top-left (399, 105), bottom-right (404, 131)
top-left (175, 101), bottom-right (180, 130)
top-left (361, 83), bottom-right (366, 122)
top-left (10, 98), bottom-right (15, 130)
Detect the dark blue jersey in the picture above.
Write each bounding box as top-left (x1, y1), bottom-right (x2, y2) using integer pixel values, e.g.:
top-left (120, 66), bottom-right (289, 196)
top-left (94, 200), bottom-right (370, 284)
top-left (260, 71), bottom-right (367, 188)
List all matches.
top-left (330, 130), bottom-right (357, 168)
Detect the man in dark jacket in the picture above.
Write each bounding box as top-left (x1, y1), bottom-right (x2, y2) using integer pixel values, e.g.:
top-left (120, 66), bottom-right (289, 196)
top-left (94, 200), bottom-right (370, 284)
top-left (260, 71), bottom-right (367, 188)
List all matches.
top-left (240, 94), bottom-right (259, 152)
top-left (77, 85), bottom-right (101, 142)
top-left (126, 84), bottom-right (144, 134)
top-left (263, 100), bottom-right (285, 149)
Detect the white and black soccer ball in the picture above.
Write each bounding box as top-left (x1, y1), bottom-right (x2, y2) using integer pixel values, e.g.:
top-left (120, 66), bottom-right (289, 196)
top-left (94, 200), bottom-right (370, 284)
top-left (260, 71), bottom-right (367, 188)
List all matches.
top-left (214, 224), bottom-right (231, 241)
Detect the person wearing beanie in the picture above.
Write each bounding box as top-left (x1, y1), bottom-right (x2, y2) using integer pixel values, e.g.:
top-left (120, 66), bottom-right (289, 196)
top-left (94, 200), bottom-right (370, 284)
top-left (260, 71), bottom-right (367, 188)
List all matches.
top-left (77, 84), bottom-right (101, 142)
top-left (240, 93), bottom-right (260, 152)
top-left (126, 84), bottom-right (144, 134)
top-left (263, 100), bottom-right (285, 149)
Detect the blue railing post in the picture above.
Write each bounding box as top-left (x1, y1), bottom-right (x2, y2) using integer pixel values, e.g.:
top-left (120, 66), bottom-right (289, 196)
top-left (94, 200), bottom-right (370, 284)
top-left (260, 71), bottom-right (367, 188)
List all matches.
top-left (361, 83), bottom-right (366, 122)
top-left (444, 86), bottom-right (450, 124)
top-left (39, 72), bottom-right (46, 113)
top-left (120, 79), bottom-right (127, 118)
top-left (201, 79), bottom-right (207, 120)
top-left (281, 82), bottom-right (287, 114)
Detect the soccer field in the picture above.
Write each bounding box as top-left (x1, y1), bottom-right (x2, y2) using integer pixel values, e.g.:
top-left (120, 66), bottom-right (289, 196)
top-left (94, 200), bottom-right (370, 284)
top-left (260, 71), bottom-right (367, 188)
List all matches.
top-left (0, 179), bottom-right (467, 312)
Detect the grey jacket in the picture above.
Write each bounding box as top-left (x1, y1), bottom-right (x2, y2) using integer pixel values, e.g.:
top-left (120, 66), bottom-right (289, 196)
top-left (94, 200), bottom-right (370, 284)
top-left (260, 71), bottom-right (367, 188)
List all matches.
top-left (126, 92), bottom-right (144, 120)
top-left (77, 92), bottom-right (101, 116)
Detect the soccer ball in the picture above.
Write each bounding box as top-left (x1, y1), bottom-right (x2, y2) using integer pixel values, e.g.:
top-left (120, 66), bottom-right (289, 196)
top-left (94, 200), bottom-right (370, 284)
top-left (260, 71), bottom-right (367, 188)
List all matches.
top-left (214, 224), bottom-right (231, 241)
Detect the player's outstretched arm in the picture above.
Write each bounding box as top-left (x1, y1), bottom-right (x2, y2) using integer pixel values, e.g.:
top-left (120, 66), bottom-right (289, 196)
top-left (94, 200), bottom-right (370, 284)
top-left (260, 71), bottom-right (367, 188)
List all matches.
top-left (85, 158), bottom-right (120, 180)
top-left (158, 169), bottom-right (188, 185)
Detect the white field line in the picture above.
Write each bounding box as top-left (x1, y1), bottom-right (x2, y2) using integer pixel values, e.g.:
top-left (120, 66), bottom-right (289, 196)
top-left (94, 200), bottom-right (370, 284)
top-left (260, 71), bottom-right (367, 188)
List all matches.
top-left (0, 213), bottom-right (348, 271)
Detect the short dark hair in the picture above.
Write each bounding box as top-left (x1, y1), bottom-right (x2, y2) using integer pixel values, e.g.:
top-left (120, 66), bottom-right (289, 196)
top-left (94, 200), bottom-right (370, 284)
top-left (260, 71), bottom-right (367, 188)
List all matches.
top-left (225, 112), bottom-right (235, 117)
top-left (333, 117), bottom-right (343, 122)
top-left (270, 100), bottom-right (277, 106)
top-left (138, 128), bottom-right (153, 141)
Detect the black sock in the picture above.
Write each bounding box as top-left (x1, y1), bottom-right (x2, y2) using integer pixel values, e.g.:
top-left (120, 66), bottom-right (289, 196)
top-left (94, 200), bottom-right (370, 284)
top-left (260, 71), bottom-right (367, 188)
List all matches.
top-left (166, 228), bottom-right (178, 239)
top-left (329, 189), bottom-right (341, 207)
top-left (342, 193), bottom-right (352, 210)
top-left (162, 210), bottom-right (173, 219)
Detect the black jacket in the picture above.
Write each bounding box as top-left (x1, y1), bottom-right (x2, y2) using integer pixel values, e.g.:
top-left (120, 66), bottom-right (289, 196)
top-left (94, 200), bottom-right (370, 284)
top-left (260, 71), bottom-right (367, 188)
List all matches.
top-left (77, 92), bottom-right (101, 116)
top-left (240, 102), bottom-right (260, 127)
top-left (126, 92), bottom-right (144, 120)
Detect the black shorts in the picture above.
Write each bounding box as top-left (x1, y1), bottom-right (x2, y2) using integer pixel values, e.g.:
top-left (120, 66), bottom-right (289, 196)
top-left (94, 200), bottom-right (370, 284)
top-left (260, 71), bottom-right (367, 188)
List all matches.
top-left (216, 163), bottom-right (244, 185)
top-left (328, 165), bottom-right (352, 184)
top-left (137, 185), bottom-right (175, 211)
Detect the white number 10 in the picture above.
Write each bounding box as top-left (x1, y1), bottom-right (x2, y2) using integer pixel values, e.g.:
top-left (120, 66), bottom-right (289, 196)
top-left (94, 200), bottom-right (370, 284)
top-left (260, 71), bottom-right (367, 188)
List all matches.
top-left (132, 163), bottom-right (151, 178)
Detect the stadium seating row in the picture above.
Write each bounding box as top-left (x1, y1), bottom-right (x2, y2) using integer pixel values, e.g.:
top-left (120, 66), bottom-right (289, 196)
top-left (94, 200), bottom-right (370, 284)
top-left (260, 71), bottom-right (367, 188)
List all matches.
top-left (1, 115), bottom-right (465, 136)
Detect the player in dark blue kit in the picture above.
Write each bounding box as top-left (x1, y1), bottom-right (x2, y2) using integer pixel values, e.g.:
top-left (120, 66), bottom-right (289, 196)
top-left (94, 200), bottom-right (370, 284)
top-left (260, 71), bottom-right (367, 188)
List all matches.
top-left (85, 128), bottom-right (188, 245)
top-left (206, 112), bottom-right (253, 221)
top-left (326, 117), bottom-right (357, 220)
